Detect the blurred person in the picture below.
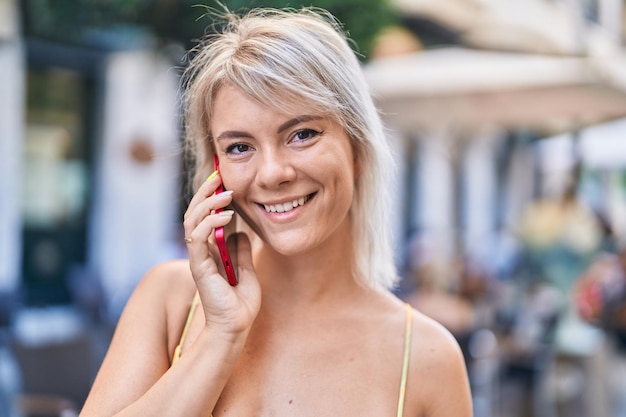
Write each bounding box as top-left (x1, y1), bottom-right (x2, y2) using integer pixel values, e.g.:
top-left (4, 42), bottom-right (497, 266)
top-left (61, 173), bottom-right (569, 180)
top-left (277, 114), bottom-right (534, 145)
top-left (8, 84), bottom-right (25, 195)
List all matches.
top-left (401, 232), bottom-right (476, 337)
top-left (405, 255), bottom-right (476, 337)
top-left (79, 7), bottom-right (472, 417)
top-left (575, 249), bottom-right (626, 417)
top-left (516, 182), bottom-right (604, 293)
top-left (513, 176), bottom-right (614, 417)
top-left (515, 177), bottom-right (605, 349)
top-left (575, 251), bottom-right (626, 326)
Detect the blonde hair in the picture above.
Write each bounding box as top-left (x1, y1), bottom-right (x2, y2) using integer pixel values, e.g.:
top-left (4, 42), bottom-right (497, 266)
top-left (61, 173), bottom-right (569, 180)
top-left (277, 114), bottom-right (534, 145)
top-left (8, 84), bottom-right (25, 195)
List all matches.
top-left (182, 7), bottom-right (398, 289)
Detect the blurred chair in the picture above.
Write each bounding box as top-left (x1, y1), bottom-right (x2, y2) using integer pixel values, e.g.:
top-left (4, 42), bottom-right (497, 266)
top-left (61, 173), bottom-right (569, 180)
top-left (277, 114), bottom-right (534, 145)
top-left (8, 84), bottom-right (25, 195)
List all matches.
top-left (11, 332), bottom-right (94, 411)
top-left (0, 290), bottom-right (23, 417)
top-left (10, 306), bottom-right (97, 413)
top-left (15, 394), bottom-right (78, 417)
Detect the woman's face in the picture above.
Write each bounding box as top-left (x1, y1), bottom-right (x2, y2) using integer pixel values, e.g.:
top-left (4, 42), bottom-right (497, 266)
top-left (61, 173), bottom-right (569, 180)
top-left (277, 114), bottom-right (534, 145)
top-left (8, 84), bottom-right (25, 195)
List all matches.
top-left (210, 84), bottom-right (357, 256)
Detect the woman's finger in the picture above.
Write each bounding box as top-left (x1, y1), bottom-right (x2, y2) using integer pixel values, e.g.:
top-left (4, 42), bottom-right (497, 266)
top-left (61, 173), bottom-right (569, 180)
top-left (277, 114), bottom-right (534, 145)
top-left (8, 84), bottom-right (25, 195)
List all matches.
top-left (183, 190), bottom-right (233, 238)
top-left (186, 210), bottom-right (235, 277)
top-left (184, 171), bottom-right (221, 220)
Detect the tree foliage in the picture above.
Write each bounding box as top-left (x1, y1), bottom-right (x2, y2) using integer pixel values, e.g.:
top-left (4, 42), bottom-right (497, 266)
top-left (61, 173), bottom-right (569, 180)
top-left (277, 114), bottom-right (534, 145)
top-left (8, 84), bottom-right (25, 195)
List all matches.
top-left (21, 0), bottom-right (398, 60)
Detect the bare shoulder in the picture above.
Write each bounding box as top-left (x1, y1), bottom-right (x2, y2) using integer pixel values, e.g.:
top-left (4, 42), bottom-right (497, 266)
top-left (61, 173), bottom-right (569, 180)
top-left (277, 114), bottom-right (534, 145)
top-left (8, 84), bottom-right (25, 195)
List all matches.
top-left (132, 259), bottom-right (196, 306)
top-left (137, 259), bottom-right (198, 327)
top-left (136, 259), bottom-right (194, 292)
top-left (409, 307), bottom-right (464, 366)
top-left (406, 307), bottom-right (473, 416)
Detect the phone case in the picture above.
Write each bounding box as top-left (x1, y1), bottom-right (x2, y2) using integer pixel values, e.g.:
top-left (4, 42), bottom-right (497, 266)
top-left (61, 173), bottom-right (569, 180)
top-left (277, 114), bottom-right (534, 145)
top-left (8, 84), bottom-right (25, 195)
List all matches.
top-left (214, 155), bottom-right (238, 286)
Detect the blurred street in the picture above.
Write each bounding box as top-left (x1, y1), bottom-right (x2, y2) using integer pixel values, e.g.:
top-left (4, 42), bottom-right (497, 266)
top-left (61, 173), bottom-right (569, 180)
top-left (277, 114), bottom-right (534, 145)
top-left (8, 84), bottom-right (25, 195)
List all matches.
top-left (2, 1), bottom-right (626, 416)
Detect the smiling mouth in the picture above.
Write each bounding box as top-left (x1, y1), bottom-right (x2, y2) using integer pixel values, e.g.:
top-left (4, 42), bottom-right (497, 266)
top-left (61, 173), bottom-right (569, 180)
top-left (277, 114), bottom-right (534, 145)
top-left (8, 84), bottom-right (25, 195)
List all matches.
top-left (262, 194), bottom-right (314, 213)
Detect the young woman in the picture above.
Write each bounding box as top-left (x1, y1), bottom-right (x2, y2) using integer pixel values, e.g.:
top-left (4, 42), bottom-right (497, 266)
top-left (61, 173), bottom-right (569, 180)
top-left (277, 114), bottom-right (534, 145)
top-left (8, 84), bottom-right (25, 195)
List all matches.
top-left (80, 7), bottom-right (472, 417)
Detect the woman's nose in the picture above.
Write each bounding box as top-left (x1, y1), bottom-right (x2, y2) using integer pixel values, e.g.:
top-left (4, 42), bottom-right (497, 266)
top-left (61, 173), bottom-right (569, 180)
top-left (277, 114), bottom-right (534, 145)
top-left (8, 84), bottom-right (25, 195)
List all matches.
top-left (255, 149), bottom-right (297, 188)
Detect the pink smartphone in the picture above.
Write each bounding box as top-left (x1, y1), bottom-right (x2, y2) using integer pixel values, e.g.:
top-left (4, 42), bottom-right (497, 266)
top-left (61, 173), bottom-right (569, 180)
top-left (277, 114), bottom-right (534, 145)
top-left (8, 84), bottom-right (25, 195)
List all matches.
top-left (213, 155), bottom-right (238, 286)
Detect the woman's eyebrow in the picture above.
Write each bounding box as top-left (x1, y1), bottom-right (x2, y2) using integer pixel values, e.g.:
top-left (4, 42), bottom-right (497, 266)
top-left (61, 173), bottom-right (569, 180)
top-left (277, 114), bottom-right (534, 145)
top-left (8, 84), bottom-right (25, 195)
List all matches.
top-left (215, 130), bottom-right (254, 141)
top-left (276, 115), bottom-right (323, 134)
top-left (215, 115), bottom-right (323, 141)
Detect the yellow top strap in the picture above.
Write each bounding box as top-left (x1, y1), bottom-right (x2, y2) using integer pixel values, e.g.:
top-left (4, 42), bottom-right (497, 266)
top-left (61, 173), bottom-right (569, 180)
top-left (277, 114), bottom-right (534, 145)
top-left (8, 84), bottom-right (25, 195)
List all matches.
top-left (171, 290), bottom-right (200, 365)
top-left (397, 303), bottom-right (413, 417)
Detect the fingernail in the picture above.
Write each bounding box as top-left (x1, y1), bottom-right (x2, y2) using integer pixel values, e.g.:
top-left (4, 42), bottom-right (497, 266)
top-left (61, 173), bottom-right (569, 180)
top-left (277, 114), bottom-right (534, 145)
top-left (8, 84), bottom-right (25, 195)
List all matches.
top-left (219, 210), bottom-right (235, 217)
top-left (206, 170), bottom-right (219, 182)
top-left (219, 190), bottom-right (233, 197)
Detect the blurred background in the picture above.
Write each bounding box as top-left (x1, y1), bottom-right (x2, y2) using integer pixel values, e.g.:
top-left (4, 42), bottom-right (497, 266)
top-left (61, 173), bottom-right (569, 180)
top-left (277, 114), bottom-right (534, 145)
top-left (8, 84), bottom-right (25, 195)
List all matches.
top-left (1, 0), bottom-right (626, 416)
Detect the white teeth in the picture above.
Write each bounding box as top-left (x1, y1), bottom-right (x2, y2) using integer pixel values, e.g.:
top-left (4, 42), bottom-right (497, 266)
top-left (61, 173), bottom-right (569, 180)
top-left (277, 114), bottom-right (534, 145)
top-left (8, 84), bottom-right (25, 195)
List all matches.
top-left (263, 195), bottom-right (310, 213)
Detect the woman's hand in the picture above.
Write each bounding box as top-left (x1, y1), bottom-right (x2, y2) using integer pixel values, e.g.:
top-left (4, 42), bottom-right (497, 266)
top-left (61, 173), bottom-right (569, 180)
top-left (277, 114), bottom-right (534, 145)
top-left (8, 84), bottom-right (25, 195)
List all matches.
top-left (183, 172), bottom-right (261, 339)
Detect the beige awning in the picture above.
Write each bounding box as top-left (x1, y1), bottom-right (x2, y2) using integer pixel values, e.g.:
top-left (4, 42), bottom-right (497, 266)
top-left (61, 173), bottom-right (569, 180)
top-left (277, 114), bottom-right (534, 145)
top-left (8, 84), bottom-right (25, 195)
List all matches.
top-left (363, 47), bottom-right (626, 134)
top-left (390, 0), bottom-right (619, 55)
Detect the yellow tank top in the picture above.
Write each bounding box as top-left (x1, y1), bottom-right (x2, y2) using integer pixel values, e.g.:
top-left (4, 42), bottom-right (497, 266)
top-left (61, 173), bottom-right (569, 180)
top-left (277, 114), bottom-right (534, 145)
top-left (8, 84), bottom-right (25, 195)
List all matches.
top-left (172, 292), bottom-right (413, 417)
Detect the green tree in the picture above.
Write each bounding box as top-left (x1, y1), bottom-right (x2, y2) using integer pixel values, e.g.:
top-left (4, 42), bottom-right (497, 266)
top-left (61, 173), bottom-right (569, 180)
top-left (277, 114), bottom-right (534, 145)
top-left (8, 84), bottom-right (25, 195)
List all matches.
top-left (21, 0), bottom-right (398, 60)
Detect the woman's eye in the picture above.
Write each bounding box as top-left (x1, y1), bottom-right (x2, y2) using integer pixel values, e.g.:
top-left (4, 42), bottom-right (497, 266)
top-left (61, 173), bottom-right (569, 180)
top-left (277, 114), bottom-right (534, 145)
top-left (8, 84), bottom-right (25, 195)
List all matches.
top-left (293, 129), bottom-right (320, 142)
top-left (225, 143), bottom-right (251, 154)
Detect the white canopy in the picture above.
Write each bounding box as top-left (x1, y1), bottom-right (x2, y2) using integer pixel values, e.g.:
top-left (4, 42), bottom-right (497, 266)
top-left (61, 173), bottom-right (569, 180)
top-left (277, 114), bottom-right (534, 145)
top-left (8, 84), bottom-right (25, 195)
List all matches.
top-left (363, 47), bottom-right (626, 134)
top-left (391, 0), bottom-right (620, 55)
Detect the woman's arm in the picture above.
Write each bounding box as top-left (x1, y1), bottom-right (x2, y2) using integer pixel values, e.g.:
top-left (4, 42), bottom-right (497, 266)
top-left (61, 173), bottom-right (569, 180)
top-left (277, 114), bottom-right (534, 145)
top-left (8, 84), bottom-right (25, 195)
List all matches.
top-left (81, 172), bottom-right (261, 417)
top-left (409, 314), bottom-right (473, 417)
top-left (79, 261), bottom-right (251, 417)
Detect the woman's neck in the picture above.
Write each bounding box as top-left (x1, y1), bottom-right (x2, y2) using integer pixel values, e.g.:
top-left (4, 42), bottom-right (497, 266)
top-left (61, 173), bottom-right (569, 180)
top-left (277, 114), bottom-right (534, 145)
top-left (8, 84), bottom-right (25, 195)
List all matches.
top-left (251, 220), bottom-right (366, 311)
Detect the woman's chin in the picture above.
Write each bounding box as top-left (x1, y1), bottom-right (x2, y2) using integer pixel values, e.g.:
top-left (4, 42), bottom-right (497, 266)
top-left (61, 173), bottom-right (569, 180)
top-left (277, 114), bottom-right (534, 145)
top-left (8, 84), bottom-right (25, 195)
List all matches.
top-left (260, 233), bottom-right (319, 258)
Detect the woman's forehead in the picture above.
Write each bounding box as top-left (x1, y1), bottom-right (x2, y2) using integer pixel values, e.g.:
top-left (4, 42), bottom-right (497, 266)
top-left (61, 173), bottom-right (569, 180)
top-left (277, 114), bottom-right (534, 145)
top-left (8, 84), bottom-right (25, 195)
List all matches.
top-left (211, 83), bottom-right (339, 127)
